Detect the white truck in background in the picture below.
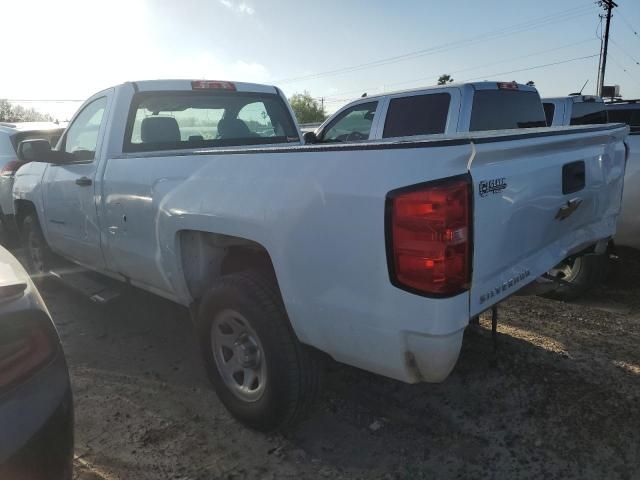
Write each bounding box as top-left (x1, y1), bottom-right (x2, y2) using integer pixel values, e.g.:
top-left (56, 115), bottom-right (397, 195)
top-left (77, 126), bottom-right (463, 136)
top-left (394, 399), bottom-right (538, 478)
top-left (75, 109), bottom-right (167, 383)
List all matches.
top-left (303, 81), bottom-right (547, 144)
top-left (542, 95), bottom-right (608, 127)
top-left (12, 79), bottom-right (627, 431)
top-left (606, 99), bottom-right (640, 251)
top-left (542, 95), bottom-right (638, 299)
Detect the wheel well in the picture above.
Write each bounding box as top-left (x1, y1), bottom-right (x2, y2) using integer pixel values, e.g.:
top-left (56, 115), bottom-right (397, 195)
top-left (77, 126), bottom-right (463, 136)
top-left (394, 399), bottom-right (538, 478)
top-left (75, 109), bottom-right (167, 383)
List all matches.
top-left (179, 230), bottom-right (278, 301)
top-left (14, 200), bottom-right (36, 231)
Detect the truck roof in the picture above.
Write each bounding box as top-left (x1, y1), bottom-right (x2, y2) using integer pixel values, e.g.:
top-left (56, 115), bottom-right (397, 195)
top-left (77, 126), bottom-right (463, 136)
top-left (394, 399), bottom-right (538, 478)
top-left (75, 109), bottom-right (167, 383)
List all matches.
top-left (127, 79), bottom-right (279, 95)
top-left (0, 122), bottom-right (64, 134)
top-left (543, 95), bottom-right (604, 104)
top-left (355, 81), bottom-right (538, 101)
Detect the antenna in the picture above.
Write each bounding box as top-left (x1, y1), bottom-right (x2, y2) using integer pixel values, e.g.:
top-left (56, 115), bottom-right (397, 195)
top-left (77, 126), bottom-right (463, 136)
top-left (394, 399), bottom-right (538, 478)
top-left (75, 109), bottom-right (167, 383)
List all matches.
top-left (579, 79), bottom-right (589, 95)
top-left (569, 80), bottom-right (590, 96)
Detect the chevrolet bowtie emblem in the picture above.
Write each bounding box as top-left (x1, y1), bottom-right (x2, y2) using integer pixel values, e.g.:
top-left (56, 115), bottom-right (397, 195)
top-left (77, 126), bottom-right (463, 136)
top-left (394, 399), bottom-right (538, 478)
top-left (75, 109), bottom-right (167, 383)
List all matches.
top-left (555, 199), bottom-right (582, 221)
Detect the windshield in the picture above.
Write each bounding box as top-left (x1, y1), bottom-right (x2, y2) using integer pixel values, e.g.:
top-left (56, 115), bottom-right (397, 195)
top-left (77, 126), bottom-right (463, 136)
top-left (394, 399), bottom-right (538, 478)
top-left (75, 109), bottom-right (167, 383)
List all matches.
top-left (124, 92), bottom-right (299, 152)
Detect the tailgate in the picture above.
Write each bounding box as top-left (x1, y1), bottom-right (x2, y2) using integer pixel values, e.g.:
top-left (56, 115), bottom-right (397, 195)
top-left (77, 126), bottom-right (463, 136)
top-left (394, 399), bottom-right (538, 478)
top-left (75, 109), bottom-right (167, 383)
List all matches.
top-left (469, 125), bottom-right (627, 315)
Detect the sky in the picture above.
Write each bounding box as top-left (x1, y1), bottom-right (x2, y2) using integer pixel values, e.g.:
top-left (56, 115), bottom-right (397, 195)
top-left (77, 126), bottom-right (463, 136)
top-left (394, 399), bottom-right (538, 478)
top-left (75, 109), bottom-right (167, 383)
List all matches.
top-left (2, 0), bottom-right (640, 121)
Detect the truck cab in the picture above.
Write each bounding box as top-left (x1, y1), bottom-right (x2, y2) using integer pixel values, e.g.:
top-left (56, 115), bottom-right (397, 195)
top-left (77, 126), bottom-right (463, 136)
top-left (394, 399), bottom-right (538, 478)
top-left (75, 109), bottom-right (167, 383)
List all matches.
top-left (306, 81), bottom-right (546, 143)
top-left (542, 95), bottom-right (608, 127)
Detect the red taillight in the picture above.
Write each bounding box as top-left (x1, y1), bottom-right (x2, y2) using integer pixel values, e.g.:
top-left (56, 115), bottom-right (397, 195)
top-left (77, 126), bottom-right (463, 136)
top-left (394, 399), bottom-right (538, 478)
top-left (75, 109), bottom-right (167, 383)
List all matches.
top-left (191, 80), bottom-right (237, 91)
top-left (497, 82), bottom-right (519, 90)
top-left (1, 160), bottom-right (24, 177)
top-left (387, 176), bottom-right (471, 296)
top-left (0, 315), bottom-right (56, 389)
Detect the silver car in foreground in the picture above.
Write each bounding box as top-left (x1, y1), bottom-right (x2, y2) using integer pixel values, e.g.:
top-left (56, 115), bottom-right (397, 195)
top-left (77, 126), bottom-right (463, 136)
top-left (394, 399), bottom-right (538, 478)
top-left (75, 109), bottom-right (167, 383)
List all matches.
top-left (0, 245), bottom-right (73, 479)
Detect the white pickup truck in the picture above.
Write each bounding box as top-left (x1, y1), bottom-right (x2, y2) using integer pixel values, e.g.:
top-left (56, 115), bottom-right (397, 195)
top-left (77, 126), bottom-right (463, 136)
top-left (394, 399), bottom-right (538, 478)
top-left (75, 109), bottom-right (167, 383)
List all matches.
top-left (542, 95), bottom-right (637, 299)
top-left (12, 79), bottom-right (627, 431)
top-left (606, 99), bottom-right (640, 251)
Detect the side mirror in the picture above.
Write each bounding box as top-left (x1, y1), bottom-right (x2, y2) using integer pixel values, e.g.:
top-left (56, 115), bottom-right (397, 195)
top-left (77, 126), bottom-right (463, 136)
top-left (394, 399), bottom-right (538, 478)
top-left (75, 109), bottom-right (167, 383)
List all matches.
top-left (303, 131), bottom-right (318, 144)
top-left (17, 139), bottom-right (68, 163)
top-left (17, 139), bottom-right (52, 162)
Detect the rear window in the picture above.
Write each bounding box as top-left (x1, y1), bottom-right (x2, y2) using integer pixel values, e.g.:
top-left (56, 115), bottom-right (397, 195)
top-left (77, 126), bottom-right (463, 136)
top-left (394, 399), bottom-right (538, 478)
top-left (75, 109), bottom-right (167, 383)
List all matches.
top-left (570, 102), bottom-right (608, 125)
top-left (470, 90), bottom-right (546, 131)
top-left (543, 103), bottom-right (555, 126)
top-left (124, 91), bottom-right (299, 153)
top-left (383, 93), bottom-right (450, 138)
top-left (607, 107), bottom-right (640, 133)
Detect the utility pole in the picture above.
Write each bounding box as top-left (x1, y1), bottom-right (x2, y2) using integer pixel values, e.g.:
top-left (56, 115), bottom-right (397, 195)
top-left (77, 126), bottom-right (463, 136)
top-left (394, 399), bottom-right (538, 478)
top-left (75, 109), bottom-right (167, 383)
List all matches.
top-left (597, 0), bottom-right (617, 96)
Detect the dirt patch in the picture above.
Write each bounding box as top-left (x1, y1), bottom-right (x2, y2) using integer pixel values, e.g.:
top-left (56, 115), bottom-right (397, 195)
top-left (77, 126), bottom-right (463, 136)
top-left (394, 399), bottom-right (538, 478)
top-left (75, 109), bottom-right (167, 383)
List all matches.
top-left (46, 251), bottom-right (640, 479)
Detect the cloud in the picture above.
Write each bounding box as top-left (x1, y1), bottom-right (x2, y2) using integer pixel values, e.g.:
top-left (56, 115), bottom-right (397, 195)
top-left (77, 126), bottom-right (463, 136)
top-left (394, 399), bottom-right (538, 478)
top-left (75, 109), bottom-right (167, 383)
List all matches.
top-left (218, 0), bottom-right (255, 15)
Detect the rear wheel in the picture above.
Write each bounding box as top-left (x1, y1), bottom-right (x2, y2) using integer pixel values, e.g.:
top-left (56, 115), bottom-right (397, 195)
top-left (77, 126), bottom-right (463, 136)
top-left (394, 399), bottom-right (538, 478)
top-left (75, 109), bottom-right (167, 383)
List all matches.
top-left (196, 271), bottom-right (323, 431)
top-left (541, 253), bottom-right (609, 301)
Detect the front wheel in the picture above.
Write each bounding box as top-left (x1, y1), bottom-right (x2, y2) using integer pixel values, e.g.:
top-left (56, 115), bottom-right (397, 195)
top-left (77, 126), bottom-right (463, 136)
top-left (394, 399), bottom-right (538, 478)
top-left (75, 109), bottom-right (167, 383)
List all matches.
top-left (541, 254), bottom-right (610, 301)
top-left (21, 214), bottom-right (54, 280)
top-left (196, 271), bottom-right (323, 431)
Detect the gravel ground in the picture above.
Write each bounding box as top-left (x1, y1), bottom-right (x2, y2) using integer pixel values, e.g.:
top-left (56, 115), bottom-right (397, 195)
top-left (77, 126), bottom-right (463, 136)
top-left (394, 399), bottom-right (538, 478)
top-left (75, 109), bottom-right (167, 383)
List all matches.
top-left (47, 250), bottom-right (640, 479)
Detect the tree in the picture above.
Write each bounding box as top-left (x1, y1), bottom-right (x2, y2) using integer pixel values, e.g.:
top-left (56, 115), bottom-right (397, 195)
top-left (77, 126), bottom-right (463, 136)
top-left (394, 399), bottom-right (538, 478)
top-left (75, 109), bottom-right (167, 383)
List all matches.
top-left (0, 99), bottom-right (55, 122)
top-left (437, 74), bottom-right (454, 85)
top-left (288, 92), bottom-right (326, 124)
top-left (526, 80), bottom-right (535, 87)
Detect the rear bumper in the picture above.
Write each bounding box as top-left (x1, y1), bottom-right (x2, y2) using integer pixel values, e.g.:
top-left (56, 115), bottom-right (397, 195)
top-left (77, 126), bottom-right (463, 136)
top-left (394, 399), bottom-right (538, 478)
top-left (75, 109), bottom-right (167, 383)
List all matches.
top-left (0, 355), bottom-right (74, 480)
top-left (403, 329), bottom-right (465, 383)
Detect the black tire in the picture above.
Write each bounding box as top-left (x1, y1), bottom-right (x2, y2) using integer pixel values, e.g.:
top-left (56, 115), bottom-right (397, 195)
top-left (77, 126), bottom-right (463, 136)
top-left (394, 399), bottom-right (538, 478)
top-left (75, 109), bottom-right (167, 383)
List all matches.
top-left (21, 214), bottom-right (55, 279)
top-left (0, 215), bottom-right (8, 248)
top-left (541, 254), bottom-right (610, 301)
top-left (196, 271), bottom-right (323, 431)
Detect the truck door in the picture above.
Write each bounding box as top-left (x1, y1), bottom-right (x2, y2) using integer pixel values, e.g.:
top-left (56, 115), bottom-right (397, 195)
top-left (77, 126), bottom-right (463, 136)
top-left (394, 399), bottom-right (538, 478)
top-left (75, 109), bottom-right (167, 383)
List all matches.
top-left (42, 94), bottom-right (111, 268)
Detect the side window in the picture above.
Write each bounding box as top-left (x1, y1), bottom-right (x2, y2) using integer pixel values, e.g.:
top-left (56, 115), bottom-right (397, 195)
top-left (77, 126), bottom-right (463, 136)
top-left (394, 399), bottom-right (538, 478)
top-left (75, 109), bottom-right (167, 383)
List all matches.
top-left (570, 102), bottom-right (608, 125)
top-left (543, 103), bottom-right (555, 126)
top-left (238, 101), bottom-right (279, 137)
top-left (321, 102), bottom-right (378, 142)
top-left (383, 93), bottom-right (450, 138)
top-left (608, 108), bottom-right (640, 133)
top-left (63, 97), bottom-right (107, 161)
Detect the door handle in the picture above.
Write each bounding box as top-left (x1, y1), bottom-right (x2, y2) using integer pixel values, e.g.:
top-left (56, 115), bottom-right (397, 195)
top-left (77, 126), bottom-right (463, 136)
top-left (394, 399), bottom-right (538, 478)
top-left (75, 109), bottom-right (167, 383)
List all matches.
top-left (75, 177), bottom-right (92, 187)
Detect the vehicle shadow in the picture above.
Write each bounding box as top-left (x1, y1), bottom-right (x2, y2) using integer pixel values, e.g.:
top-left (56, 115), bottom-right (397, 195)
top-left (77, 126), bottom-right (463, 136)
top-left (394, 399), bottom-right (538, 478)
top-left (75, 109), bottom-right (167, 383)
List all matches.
top-left (41, 281), bottom-right (639, 479)
top-left (291, 323), bottom-right (639, 478)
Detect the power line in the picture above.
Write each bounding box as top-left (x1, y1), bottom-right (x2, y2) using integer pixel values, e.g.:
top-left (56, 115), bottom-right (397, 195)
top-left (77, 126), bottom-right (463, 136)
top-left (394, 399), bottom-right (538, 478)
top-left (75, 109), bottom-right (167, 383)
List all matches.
top-left (321, 54), bottom-right (601, 109)
top-left (617, 10), bottom-right (640, 39)
top-left (610, 39), bottom-right (640, 66)
top-left (322, 37), bottom-right (598, 100)
top-left (608, 55), bottom-right (640, 87)
top-left (462, 54), bottom-right (600, 82)
top-left (274, 4), bottom-right (597, 84)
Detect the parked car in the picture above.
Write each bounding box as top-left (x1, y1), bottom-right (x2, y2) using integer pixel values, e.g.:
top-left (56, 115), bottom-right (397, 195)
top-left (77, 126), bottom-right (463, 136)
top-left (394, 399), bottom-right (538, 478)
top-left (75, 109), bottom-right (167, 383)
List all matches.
top-left (0, 123), bottom-right (64, 245)
top-left (606, 99), bottom-right (640, 251)
top-left (12, 79), bottom-right (627, 431)
top-left (0, 245), bottom-right (73, 479)
top-left (303, 81), bottom-right (547, 144)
